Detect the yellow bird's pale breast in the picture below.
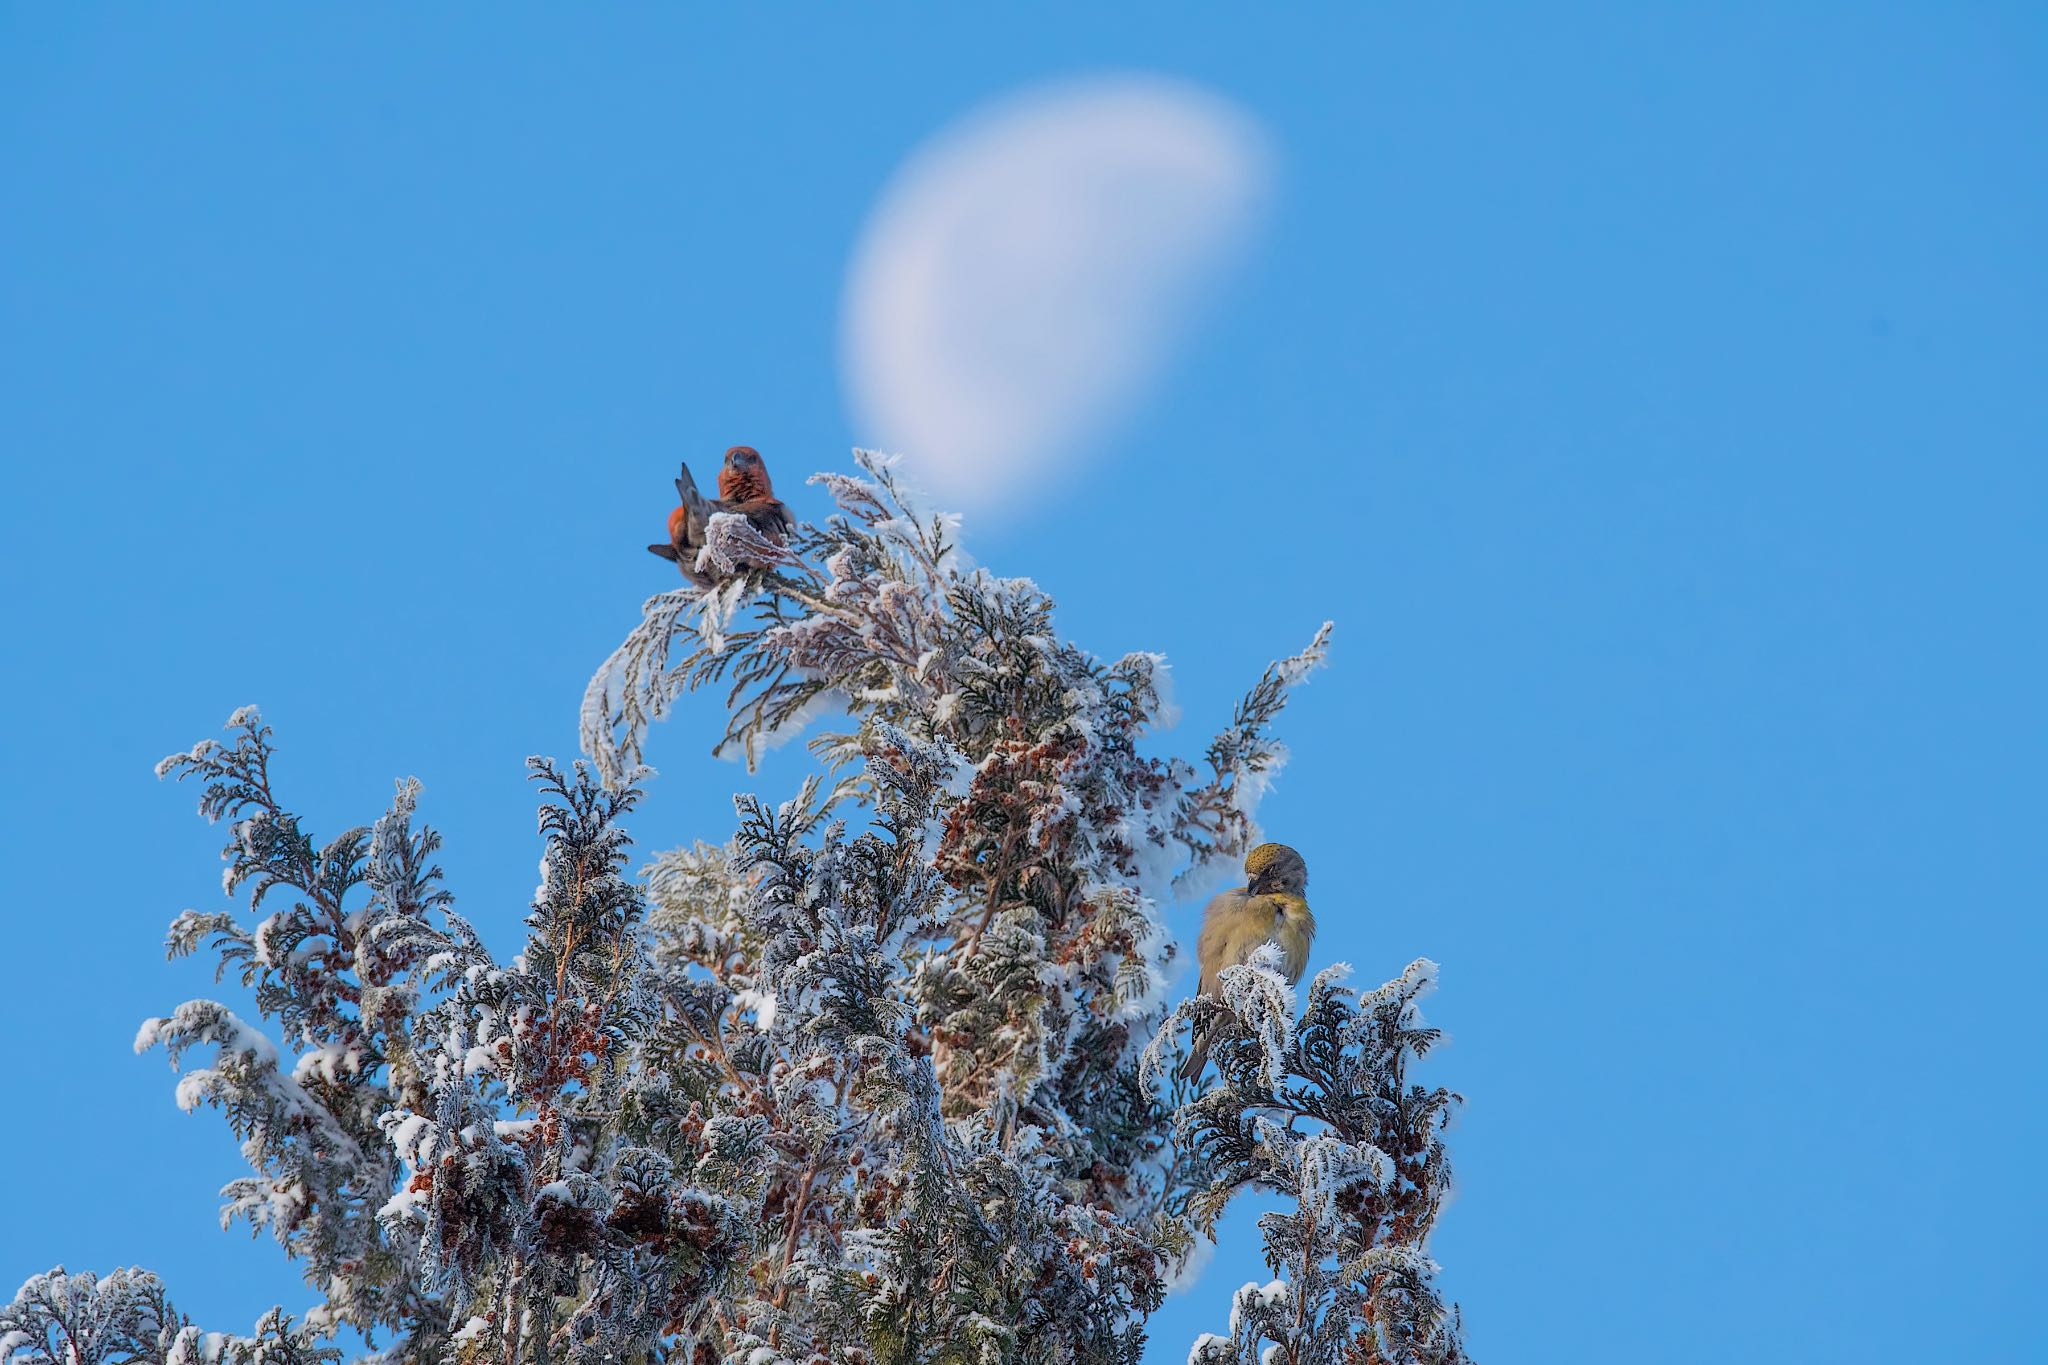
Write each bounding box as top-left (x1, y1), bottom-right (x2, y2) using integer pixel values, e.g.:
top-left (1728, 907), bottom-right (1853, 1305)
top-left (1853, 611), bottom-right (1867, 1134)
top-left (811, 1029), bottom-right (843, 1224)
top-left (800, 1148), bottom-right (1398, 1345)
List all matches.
top-left (1194, 887), bottom-right (1317, 993)
top-left (1263, 892), bottom-right (1315, 984)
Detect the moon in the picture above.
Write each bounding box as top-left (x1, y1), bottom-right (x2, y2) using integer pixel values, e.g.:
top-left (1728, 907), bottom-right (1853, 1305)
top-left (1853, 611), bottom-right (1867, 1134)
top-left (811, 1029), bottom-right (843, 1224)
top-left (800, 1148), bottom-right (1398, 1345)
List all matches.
top-left (840, 75), bottom-right (1273, 514)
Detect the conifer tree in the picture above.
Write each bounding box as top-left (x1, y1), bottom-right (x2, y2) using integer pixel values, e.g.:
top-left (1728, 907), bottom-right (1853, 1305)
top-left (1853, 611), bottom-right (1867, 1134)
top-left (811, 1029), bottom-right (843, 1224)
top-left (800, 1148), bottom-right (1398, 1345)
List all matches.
top-left (5, 453), bottom-right (1471, 1365)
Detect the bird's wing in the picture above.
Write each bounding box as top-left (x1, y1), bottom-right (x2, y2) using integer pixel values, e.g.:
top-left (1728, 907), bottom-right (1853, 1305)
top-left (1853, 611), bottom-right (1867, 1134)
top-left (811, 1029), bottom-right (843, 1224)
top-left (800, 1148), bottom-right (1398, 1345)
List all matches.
top-left (1184, 887), bottom-right (1258, 1083)
top-left (731, 498), bottom-right (796, 541)
top-left (684, 504), bottom-right (713, 548)
top-left (1193, 887), bottom-right (1258, 997)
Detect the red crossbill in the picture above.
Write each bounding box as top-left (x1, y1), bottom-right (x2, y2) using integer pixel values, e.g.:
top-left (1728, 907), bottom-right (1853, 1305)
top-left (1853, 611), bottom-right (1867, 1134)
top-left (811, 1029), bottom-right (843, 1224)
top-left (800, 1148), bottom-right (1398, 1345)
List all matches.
top-left (1179, 842), bottom-right (1316, 1082)
top-left (648, 446), bottom-right (796, 585)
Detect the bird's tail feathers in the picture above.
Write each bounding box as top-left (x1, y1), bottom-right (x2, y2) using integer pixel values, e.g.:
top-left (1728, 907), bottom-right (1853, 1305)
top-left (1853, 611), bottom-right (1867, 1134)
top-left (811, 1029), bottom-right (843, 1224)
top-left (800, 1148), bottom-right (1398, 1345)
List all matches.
top-left (675, 462), bottom-right (705, 507)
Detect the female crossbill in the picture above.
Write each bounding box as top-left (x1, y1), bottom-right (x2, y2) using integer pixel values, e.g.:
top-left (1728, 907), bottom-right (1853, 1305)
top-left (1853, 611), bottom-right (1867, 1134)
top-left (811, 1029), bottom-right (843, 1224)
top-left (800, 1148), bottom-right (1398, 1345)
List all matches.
top-left (1180, 842), bottom-right (1315, 1081)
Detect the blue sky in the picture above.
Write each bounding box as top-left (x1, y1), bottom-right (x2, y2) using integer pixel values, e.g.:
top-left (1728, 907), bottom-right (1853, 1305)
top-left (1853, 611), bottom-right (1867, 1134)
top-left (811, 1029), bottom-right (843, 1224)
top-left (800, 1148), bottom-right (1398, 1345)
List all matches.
top-left (3, 6), bottom-right (2044, 1361)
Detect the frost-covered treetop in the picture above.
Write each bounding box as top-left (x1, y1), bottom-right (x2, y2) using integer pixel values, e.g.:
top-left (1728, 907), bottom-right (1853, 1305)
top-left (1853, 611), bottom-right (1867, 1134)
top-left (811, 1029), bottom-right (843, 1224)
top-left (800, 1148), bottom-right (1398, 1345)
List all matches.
top-left (6, 452), bottom-right (1470, 1365)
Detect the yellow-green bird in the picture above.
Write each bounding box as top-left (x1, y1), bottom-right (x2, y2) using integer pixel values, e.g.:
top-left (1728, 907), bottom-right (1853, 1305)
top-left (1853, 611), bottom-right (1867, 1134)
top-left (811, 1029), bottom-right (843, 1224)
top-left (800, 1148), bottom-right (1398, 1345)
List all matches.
top-left (1179, 842), bottom-right (1316, 1081)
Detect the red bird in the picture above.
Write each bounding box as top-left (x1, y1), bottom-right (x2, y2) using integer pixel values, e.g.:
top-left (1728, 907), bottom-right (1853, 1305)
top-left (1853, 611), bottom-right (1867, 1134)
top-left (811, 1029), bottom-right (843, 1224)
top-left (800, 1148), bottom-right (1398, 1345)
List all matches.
top-left (717, 444), bottom-right (773, 503)
top-left (648, 446), bottom-right (796, 586)
top-left (714, 446), bottom-right (796, 540)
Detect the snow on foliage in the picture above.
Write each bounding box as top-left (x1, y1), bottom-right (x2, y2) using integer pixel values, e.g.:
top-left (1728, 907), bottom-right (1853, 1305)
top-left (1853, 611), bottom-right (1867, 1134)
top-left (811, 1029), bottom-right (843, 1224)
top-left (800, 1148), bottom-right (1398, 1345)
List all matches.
top-left (0, 1268), bottom-right (334, 1365)
top-left (8, 453), bottom-right (1470, 1364)
top-left (1155, 959), bottom-right (1470, 1365)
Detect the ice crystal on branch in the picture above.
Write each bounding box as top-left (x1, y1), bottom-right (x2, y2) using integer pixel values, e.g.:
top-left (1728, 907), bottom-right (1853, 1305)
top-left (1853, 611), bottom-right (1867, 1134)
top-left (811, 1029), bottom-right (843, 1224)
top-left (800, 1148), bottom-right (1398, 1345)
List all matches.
top-left (10, 454), bottom-right (1472, 1365)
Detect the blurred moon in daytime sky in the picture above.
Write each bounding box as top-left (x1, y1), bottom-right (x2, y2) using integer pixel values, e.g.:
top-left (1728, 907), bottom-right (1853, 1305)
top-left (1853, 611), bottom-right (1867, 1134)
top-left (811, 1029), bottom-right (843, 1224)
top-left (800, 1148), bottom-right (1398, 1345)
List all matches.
top-left (840, 75), bottom-right (1273, 514)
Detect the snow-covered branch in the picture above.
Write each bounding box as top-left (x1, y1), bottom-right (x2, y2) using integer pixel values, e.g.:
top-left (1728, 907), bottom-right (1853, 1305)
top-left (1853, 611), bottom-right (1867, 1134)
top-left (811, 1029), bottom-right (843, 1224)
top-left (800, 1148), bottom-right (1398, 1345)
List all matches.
top-left (11, 455), bottom-right (1469, 1365)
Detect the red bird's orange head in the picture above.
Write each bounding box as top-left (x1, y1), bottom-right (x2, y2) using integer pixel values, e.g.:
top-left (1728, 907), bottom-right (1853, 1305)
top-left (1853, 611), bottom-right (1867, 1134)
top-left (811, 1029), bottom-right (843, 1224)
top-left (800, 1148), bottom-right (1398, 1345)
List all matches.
top-left (718, 445), bottom-right (773, 503)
